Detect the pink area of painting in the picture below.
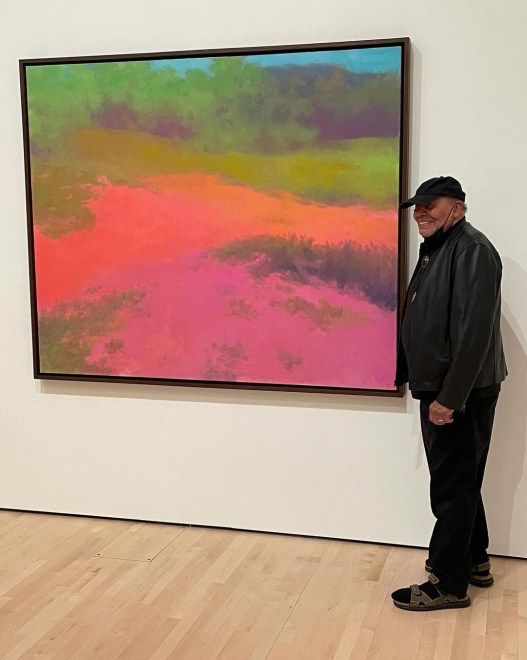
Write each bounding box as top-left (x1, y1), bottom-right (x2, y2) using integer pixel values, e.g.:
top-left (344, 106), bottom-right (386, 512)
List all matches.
top-left (86, 253), bottom-right (397, 390)
top-left (33, 173), bottom-right (397, 309)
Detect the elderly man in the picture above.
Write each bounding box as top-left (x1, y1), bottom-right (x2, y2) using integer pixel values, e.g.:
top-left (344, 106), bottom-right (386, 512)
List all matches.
top-left (392, 176), bottom-right (507, 611)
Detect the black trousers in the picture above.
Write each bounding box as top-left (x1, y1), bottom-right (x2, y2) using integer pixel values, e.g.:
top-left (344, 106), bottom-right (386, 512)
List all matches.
top-left (419, 393), bottom-right (499, 597)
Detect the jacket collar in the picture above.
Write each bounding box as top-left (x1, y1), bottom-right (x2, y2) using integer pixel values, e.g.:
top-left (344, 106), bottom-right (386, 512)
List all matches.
top-left (420, 216), bottom-right (466, 256)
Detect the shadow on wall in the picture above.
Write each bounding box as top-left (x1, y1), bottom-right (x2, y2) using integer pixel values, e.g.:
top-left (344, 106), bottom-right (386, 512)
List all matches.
top-left (484, 258), bottom-right (527, 557)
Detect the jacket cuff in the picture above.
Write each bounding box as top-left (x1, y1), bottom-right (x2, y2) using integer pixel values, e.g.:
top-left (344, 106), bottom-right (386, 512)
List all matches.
top-left (436, 391), bottom-right (464, 411)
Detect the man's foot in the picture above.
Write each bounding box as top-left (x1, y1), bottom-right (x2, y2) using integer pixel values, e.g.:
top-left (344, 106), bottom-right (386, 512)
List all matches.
top-left (468, 561), bottom-right (495, 587)
top-left (391, 574), bottom-right (470, 611)
top-left (425, 560), bottom-right (494, 588)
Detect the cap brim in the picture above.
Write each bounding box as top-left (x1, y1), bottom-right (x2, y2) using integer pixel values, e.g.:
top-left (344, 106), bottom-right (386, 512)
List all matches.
top-left (400, 194), bottom-right (439, 209)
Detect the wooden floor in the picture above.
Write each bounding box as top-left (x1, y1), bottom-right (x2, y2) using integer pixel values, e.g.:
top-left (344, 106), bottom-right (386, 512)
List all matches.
top-left (0, 511), bottom-right (525, 659)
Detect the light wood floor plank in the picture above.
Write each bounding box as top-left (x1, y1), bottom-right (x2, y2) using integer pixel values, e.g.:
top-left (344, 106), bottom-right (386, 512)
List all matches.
top-left (517, 558), bottom-right (527, 660)
top-left (267, 540), bottom-right (381, 660)
top-left (148, 532), bottom-right (327, 659)
top-left (95, 521), bottom-right (185, 561)
top-left (0, 510), bottom-right (526, 659)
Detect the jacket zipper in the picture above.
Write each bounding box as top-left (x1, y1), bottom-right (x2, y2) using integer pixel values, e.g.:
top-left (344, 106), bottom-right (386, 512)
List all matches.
top-left (409, 255), bottom-right (430, 303)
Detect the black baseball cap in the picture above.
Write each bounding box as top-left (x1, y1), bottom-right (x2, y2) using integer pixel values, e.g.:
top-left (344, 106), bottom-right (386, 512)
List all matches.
top-left (400, 176), bottom-right (466, 208)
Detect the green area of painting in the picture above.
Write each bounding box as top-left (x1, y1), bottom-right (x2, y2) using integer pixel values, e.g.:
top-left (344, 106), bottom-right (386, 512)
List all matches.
top-left (271, 296), bottom-right (367, 331)
top-left (276, 350), bottom-right (303, 372)
top-left (26, 57), bottom-right (401, 236)
top-left (38, 289), bottom-right (145, 373)
top-left (227, 298), bottom-right (259, 321)
top-left (185, 138), bottom-right (398, 206)
top-left (73, 130), bottom-right (397, 205)
top-left (30, 159), bottom-right (140, 238)
top-left (26, 58), bottom-right (400, 155)
top-left (202, 340), bottom-right (249, 381)
top-left (31, 130), bottom-right (398, 238)
top-left (213, 234), bottom-right (397, 310)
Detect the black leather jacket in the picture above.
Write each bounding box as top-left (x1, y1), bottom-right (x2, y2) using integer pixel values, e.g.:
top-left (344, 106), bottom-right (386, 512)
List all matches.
top-left (395, 218), bottom-right (507, 410)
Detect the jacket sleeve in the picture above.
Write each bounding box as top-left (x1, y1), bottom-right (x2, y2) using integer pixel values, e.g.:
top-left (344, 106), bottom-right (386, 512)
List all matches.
top-left (437, 244), bottom-right (501, 410)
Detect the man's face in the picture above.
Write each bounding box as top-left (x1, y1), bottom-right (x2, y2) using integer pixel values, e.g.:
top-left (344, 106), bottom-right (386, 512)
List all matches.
top-left (413, 197), bottom-right (459, 238)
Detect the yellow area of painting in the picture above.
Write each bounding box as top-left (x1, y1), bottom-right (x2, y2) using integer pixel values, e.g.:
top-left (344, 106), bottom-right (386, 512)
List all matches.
top-left (67, 129), bottom-right (398, 207)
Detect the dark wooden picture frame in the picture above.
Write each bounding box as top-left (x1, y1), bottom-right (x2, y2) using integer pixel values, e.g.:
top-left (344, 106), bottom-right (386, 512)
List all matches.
top-left (20, 37), bottom-right (410, 396)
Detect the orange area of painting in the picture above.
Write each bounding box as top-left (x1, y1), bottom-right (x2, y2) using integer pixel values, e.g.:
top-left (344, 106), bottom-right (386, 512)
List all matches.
top-left (146, 173), bottom-right (398, 246)
top-left (34, 173), bottom-right (397, 308)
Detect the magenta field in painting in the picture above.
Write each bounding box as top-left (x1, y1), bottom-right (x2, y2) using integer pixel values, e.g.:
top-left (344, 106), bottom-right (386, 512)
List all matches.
top-left (22, 41), bottom-right (409, 393)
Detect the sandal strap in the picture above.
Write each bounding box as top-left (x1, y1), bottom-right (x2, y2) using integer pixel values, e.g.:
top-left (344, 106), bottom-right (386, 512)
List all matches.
top-left (409, 584), bottom-right (434, 607)
top-left (408, 584), bottom-right (467, 608)
top-left (407, 574), bottom-right (468, 609)
top-left (428, 572), bottom-right (440, 586)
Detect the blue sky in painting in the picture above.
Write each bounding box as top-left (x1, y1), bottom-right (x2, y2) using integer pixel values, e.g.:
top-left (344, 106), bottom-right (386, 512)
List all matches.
top-left (151, 46), bottom-right (402, 76)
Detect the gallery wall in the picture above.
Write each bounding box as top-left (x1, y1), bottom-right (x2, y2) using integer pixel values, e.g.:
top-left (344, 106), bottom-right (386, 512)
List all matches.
top-left (1, 0), bottom-right (526, 557)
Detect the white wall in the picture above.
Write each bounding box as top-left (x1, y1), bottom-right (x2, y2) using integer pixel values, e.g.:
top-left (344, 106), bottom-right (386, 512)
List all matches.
top-left (1, 0), bottom-right (526, 557)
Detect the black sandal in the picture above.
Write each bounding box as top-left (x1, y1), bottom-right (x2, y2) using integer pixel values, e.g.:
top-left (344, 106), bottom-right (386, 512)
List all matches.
top-left (425, 560), bottom-right (494, 588)
top-left (392, 573), bottom-right (471, 611)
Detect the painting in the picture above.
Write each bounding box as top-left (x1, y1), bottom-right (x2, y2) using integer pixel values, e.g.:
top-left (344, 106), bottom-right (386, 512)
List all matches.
top-left (20, 38), bottom-right (410, 395)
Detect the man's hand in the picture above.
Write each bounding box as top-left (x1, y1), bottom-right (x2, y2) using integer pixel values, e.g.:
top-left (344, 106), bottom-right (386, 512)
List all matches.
top-left (429, 400), bottom-right (454, 426)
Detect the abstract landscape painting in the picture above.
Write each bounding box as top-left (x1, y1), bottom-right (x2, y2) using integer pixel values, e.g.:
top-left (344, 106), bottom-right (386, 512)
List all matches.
top-left (21, 39), bottom-right (409, 394)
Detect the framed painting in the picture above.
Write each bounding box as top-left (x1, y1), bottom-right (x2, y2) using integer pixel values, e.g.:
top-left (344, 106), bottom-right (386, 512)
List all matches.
top-left (20, 37), bottom-right (410, 395)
